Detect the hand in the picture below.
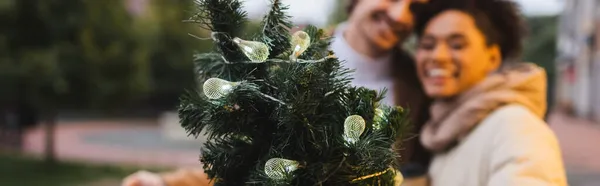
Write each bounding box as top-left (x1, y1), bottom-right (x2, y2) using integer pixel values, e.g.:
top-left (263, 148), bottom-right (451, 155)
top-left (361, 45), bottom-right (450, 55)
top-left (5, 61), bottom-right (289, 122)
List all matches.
top-left (121, 170), bottom-right (166, 186)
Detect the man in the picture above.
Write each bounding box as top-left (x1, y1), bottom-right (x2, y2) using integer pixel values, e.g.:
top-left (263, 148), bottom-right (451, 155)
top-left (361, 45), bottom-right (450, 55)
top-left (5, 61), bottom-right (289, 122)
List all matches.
top-left (332, 0), bottom-right (432, 180)
top-left (122, 1), bottom-right (430, 185)
top-left (334, 0), bottom-right (426, 106)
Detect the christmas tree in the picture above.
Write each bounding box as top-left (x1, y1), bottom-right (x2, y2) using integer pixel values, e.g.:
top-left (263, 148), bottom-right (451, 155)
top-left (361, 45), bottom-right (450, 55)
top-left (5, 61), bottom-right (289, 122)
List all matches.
top-left (178, 0), bottom-right (411, 185)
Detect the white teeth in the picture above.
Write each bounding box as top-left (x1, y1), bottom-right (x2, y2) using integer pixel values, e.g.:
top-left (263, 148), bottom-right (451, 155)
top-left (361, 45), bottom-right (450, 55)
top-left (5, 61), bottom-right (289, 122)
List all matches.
top-left (427, 69), bottom-right (450, 77)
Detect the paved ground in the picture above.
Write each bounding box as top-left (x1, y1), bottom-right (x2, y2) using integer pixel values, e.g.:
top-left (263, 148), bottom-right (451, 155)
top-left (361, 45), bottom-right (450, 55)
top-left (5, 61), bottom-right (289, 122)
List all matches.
top-left (548, 113), bottom-right (600, 186)
top-left (21, 112), bottom-right (600, 185)
top-left (22, 119), bottom-right (201, 168)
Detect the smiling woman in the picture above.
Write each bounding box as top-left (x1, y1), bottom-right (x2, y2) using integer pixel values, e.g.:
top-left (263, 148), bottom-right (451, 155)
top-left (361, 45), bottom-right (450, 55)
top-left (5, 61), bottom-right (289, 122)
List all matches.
top-left (412, 0), bottom-right (567, 186)
top-left (414, 0), bottom-right (526, 99)
top-left (416, 9), bottom-right (502, 98)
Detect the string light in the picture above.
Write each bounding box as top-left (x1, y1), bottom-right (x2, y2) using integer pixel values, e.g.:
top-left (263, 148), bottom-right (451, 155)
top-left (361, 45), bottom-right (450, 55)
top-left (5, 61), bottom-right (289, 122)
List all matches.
top-left (202, 78), bottom-right (239, 99)
top-left (264, 158), bottom-right (300, 180)
top-left (372, 108), bottom-right (385, 130)
top-left (232, 37), bottom-right (270, 62)
top-left (290, 31), bottom-right (311, 60)
top-left (343, 115), bottom-right (366, 144)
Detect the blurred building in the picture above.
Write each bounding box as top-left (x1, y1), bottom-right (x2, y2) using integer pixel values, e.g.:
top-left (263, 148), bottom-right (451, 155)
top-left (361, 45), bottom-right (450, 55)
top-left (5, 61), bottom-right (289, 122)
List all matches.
top-left (556, 0), bottom-right (600, 122)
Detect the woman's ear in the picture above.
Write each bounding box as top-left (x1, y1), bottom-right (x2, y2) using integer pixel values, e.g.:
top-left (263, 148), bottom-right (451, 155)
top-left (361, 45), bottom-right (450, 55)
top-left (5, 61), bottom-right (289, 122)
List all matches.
top-left (486, 45), bottom-right (501, 73)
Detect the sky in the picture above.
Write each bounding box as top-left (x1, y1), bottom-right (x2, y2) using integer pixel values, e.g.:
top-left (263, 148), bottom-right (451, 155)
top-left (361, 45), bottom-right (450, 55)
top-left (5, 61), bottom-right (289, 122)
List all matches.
top-left (242, 0), bottom-right (564, 26)
top-left (515, 0), bottom-right (564, 16)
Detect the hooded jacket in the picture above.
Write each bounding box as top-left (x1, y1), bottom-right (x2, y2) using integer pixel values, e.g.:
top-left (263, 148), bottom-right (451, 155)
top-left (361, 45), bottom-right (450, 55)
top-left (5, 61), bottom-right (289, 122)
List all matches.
top-left (418, 63), bottom-right (567, 186)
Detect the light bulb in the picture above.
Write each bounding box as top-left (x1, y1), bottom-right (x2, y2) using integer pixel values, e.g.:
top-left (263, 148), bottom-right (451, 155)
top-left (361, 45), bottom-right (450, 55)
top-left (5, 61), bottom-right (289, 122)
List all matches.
top-left (372, 108), bottom-right (385, 130)
top-left (233, 37), bottom-right (270, 62)
top-left (344, 115), bottom-right (366, 144)
top-left (202, 78), bottom-right (239, 99)
top-left (264, 158), bottom-right (299, 180)
top-left (394, 168), bottom-right (404, 186)
top-left (290, 31), bottom-right (311, 59)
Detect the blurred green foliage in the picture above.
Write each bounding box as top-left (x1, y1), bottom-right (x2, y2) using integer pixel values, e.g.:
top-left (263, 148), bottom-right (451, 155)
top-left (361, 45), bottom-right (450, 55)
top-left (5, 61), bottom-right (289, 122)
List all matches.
top-left (522, 16), bottom-right (558, 113)
top-left (328, 0), bottom-right (349, 26)
top-left (0, 0), bottom-right (214, 112)
top-left (523, 16), bottom-right (558, 74)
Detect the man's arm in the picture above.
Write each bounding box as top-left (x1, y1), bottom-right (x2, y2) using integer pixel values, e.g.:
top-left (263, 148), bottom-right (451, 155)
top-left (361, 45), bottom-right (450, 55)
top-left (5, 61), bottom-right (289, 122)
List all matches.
top-left (122, 168), bottom-right (213, 186)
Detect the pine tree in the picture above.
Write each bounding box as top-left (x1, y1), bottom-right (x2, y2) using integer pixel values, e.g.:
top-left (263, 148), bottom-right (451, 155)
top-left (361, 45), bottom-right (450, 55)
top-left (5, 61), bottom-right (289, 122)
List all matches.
top-left (178, 0), bottom-right (411, 185)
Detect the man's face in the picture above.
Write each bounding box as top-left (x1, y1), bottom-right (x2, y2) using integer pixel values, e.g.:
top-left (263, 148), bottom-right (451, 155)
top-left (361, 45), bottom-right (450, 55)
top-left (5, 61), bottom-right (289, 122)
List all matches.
top-left (349, 0), bottom-right (428, 51)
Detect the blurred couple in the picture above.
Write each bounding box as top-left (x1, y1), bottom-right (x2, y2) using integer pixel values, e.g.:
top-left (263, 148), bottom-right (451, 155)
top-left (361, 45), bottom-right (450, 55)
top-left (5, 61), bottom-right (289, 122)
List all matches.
top-left (122, 0), bottom-right (567, 185)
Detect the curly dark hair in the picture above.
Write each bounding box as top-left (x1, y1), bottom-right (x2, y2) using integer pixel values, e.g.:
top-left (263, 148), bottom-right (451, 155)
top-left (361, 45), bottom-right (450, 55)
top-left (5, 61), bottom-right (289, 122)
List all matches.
top-left (414, 0), bottom-right (526, 60)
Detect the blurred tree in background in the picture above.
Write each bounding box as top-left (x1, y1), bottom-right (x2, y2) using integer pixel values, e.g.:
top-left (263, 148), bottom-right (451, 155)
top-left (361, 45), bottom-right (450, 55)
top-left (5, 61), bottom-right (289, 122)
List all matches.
top-left (522, 16), bottom-right (558, 116)
top-left (0, 0), bottom-right (70, 161)
top-left (328, 0), bottom-right (349, 26)
top-left (0, 0), bottom-right (265, 161)
top-left (140, 0), bottom-right (215, 110)
top-left (523, 16), bottom-right (558, 72)
top-left (0, 0), bottom-right (214, 161)
top-left (0, 0), bottom-right (218, 110)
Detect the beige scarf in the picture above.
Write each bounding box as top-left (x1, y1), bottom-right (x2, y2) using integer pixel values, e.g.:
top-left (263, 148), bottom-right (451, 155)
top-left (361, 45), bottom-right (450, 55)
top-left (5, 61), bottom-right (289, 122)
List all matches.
top-left (420, 63), bottom-right (547, 153)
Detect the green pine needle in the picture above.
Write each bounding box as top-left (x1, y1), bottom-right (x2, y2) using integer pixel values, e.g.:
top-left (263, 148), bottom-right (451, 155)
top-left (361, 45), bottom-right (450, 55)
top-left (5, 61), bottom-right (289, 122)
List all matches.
top-left (178, 0), bottom-right (413, 185)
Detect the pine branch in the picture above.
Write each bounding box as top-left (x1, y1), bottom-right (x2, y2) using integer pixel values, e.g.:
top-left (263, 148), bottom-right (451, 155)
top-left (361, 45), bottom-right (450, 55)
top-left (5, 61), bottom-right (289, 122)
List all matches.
top-left (260, 0), bottom-right (293, 58)
top-left (300, 25), bottom-right (333, 59)
top-left (180, 1), bottom-right (411, 185)
top-left (201, 136), bottom-right (259, 185)
top-left (193, 52), bottom-right (267, 82)
top-left (179, 81), bottom-right (280, 185)
top-left (191, 0), bottom-right (247, 36)
top-left (389, 106), bottom-right (412, 142)
top-left (179, 81), bottom-right (281, 140)
top-left (190, 0), bottom-right (250, 62)
top-left (330, 133), bottom-right (397, 185)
